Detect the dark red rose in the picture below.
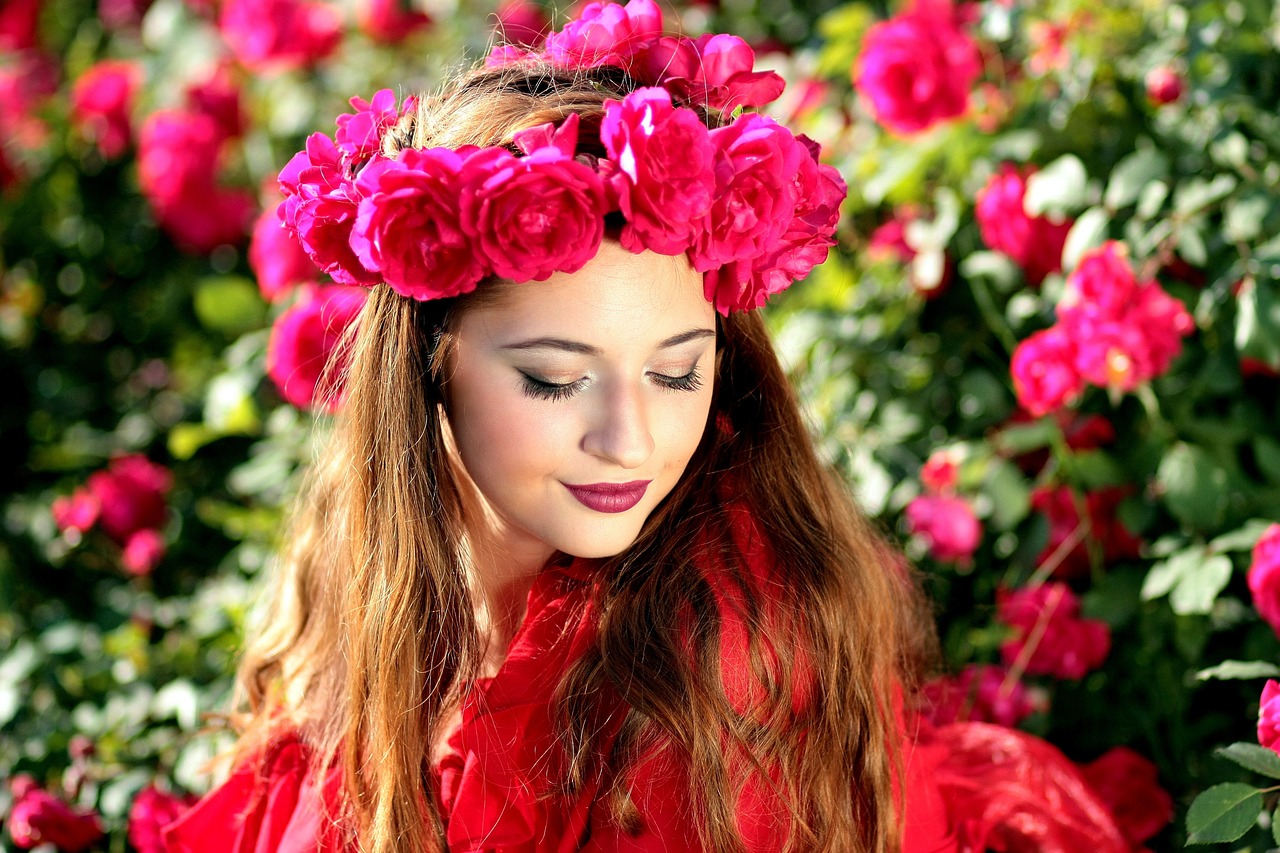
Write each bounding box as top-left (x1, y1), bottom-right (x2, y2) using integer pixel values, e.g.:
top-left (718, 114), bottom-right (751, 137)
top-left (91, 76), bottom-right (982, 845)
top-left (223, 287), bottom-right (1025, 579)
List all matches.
top-left (1078, 747), bottom-right (1173, 846)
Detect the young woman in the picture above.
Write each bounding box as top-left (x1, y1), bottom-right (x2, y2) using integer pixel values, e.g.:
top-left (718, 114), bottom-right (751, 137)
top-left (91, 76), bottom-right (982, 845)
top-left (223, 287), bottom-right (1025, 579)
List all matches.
top-left (165, 3), bottom-right (1132, 851)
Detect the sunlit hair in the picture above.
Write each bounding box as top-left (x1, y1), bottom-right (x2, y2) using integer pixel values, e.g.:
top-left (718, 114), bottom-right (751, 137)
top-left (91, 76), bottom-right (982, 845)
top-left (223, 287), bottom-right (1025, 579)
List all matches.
top-left (234, 61), bottom-right (936, 853)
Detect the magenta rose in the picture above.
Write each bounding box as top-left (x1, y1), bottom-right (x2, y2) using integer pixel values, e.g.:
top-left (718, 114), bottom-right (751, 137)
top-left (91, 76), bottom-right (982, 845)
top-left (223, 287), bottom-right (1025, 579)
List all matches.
top-left (218, 0), bottom-right (340, 72)
top-left (357, 0), bottom-right (432, 43)
top-left (974, 164), bottom-right (1073, 285)
top-left (0, 0), bottom-right (40, 51)
top-left (1068, 317), bottom-right (1155, 392)
top-left (760, 137), bottom-right (845, 279)
top-left (267, 285), bottom-right (368, 411)
top-left (543, 0), bottom-right (662, 70)
top-left (279, 132), bottom-right (380, 287)
top-left (121, 528), bottom-right (166, 576)
top-left (1248, 524), bottom-right (1280, 636)
top-left (853, 0), bottom-right (981, 136)
top-left (691, 113), bottom-right (805, 272)
top-left (184, 63), bottom-right (245, 140)
top-left (249, 204), bottom-right (316, 302)
top-left (495, 0), bottom-right (548, 46)
top-left (920, 664), bottom-right (1045, 727)
top-left (601, 88), bottom-right (716, 255)
top-left (1057, 241), bottom-right (1139, 322)
top-left (137, 109), bottom-right (253, 251)
top-left (905, 494), bottom-right (982, 563)
top-left (70, 59), bottom-right (141, 159)
top-left (920, 450), bottom-right (959, 494)
top-left (128, 785), bottom-right (196, 853)
top-left (460, 118), bottom-right (606, 283)
top-left (1260, 679), bottom-right (1280, 754)
top-left (998, 583), bottom-right (1111, 680)
top-left (1029, 485), bottom-right (1141, 579)
top-left (636, 34), bottom-right (785, 111)
top-left (1078, 747), bottom-right (1173, 846)
top-left (1011, 325), bottom-right (1084, 416)
top-left (7, 784), bottom-right (104, 852)
top-left (350, 147), bottom-right (488, 299)
top-left (1146, 65), bottom-right (1185, 106)
top-left (98, 0), bottom-right (154, 28)
top-left (1129, 280), bottom-right (1195, 374)
top-left (52, 489), bottom-right (101, 534)
top-left (335, 89), bottom-right (401, 162)
top-left (85, 454), bottom-right (172, 546)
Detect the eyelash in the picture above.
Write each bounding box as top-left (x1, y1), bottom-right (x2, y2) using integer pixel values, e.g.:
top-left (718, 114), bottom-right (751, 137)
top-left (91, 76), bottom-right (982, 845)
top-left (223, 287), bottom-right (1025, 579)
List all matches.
top-left (519, 366), bottom-right (703, 401)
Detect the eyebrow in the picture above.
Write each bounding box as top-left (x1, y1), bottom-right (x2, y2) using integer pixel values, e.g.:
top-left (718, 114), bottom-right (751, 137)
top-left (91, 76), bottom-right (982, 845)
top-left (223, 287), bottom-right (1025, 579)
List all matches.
top-left (500, 327), bottom-right (715, 355)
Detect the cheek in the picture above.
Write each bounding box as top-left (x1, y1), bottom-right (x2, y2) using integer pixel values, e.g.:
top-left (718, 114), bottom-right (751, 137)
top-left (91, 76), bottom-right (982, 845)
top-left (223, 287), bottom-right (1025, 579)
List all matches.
top-left (450, 380), bottom-right (575, 485)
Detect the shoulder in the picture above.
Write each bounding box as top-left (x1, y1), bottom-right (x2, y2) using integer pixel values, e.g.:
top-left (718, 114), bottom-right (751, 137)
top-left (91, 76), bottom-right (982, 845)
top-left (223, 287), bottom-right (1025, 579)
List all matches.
top-left (162, 731), bottom-right (346, 853)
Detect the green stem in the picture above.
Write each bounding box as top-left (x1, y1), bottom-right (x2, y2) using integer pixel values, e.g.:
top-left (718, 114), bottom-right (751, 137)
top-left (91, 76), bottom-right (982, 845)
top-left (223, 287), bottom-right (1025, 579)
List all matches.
top-left (969, 274), bottom-right (1020, 356)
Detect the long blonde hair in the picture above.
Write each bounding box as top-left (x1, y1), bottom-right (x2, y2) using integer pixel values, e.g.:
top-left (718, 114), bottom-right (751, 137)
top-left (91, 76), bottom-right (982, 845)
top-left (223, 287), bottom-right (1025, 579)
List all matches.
top-left (234, 62), bottom-right (935, 853)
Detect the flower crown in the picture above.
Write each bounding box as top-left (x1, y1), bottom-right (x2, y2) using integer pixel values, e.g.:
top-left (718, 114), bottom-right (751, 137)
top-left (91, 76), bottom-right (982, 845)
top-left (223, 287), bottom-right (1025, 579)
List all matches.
top-left (276, 0), bottom-right (846, 315)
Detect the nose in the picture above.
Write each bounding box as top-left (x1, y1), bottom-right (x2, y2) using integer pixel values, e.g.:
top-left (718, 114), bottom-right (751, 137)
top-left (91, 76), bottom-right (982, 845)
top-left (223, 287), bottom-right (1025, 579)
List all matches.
top-left (581, 380), bottom-right (655, 469)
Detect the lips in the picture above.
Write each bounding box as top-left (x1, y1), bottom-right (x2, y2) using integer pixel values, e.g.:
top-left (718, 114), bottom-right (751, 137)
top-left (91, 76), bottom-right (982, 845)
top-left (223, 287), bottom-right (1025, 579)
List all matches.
top-left (562, 479), bottom-right (652, 513)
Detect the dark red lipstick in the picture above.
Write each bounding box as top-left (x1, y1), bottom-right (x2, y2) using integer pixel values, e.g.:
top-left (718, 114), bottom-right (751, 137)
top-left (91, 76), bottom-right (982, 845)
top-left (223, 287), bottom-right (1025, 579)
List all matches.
top-left (563, 479), bottom-right (651, 513)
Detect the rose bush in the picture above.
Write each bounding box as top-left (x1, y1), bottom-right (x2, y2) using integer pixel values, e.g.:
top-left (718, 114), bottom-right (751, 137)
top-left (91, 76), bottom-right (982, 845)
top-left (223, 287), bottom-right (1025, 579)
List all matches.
top-left (4, 0), bottom-right (1280, 849)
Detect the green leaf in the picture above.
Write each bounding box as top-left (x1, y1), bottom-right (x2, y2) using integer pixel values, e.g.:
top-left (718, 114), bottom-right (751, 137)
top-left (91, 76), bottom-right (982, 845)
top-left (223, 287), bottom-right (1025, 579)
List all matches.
top-left (1169, 554), bottom-right (1232, 615)
top-left (1024, 154), bottom-right (1090, 216)
top-left (983, 458), bottom-right (1031, 531)
top-left (1209, 520), bottom-right (1274, 553)
top-left (193, 275), bottom-right (265, 336)
top-left (1174, 174), bottom-right (1238, 216)
top-left (1218, 743), bottom-right (1280, 779)
top-left (1062, 206), bottom-right (1109, 271)
top-left (1142, 549), bottom-right (1197, 601)
top-left (1104, 149), bottom-right (1170, 210)
top-left (1158, 443), bottom-right (1232, 531)
top-left (1196, 660), bottom-right (1280, 681)
top-left (1185, 782), bottom-right (1262, 844)
top-left (1178, 222), bottom-right (1208, 267)
top-left (1224, 194), bottom-right (1270, 243)
top-left (1255, 436), bottom-right (1280, 485)
top-left (1274, 805), bottom-right (1280, 847)
top-left (1236, 278), bottom-right (1280, 368)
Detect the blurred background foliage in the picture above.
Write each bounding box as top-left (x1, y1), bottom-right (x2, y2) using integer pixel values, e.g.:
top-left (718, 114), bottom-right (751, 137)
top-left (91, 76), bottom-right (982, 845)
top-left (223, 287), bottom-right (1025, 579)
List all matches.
top-left (3, 0), bottom-right (1280, 848)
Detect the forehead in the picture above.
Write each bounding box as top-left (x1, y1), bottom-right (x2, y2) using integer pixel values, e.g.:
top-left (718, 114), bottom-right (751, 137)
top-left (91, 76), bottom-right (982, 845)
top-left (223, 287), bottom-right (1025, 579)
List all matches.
top-left (457, 241), bottom-right (714, 347)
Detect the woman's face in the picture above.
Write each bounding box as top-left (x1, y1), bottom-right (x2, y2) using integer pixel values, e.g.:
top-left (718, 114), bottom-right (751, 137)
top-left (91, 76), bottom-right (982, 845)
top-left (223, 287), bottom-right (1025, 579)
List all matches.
top-left (444, 239), bottom-right (716, 565)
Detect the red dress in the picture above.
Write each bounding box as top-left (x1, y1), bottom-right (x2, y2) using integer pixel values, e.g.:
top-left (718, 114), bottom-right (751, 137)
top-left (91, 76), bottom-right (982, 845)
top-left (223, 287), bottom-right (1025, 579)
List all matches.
top-left (164, 515), bottom-right (1128, 852)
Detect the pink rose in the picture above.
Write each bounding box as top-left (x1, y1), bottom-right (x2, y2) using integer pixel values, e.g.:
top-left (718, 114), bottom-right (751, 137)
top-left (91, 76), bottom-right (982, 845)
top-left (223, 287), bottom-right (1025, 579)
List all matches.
top-left (122, 528), bottom-right (166, 576)
top-left (998, 583), bottom-right (1111, 680)
top-left (905, 494), bottom-right (982, 563)
top-left (86, 454), bottom-right (172, 546)
top-left (691, 113), bottom-right (804, 271)
top-left (0, 52), bottom-right (58, 152)
top-left (335, 89), bottom-right (401, 163)
top-left (127, 785), bottom-right (196, 853)
top-left (1078, 747), bottom-right (1173, 846)
top-left (636, 34), bottom-right (785, 111)
top-left (349, 147), bottom-right (487, 299)
top-left (357, 0), bottom-right (432, 43)
top-left (975, 165), bottom-right (1073, 285)
top-left (1248, 524), bottom-right (1280, 636)
top-left (460, 115), bottom-right (607, 283)
top-left (70, 59), bottom-right (141, 159)
top-left (185, 63), bottom-right (245, 140)
top-left (267, 285), bottom-right (368, 411)
top-left (543, 0), bottom-right (663, 71)
top-left (218, 0), bottom-right (341, 72)
top-left (920, 450), bottom-right (959, 494)
top-left (494, 0), bottom-right (548, 46)
top-left (485, 44), bottom-right (532, 67)
top-left (868, 217), bottom-right (913, 264)
top-left (1259, 679), bottom-right (1280, 754)
top-left (601, 88), bottom-right (716, 255)
top-left (1069, 318), bottom-right (1155, 392)
top-left (1029, 485), bottom-right (1141, 579)
top-left (279, 132), bottom-right (380, 287)
top-left (921, 664), bottom-right (1045, 727)
top-left (853, 0), bottom-right (981, 136)
top-left (1058, 241), bottom-right (1140, 322)
top-left (249, 203), bottom-right (316, 301)
top-left (52, 490), bottom-right (101, 534)
top-left (1145, 65), bottom-right (1185, 106)
top-left (7, 784), bottom-right (104, 852)
top-left (137, 109), bottom-right (254, 251)
top-left (1011, 325), bottom-right (1084, 416)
